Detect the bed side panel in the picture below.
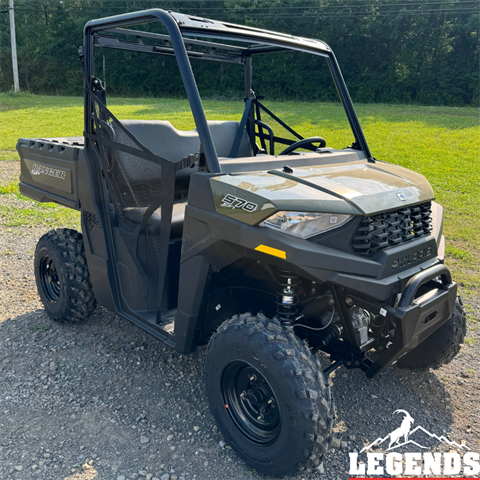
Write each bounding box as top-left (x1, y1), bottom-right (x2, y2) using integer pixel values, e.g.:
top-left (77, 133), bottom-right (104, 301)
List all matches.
top-left (17, 138), bottom-right (80, 209)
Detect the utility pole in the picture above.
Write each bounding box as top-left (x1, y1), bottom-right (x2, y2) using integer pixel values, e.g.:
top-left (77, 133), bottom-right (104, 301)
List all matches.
top-left (9, 0), bottom-right (20, 93)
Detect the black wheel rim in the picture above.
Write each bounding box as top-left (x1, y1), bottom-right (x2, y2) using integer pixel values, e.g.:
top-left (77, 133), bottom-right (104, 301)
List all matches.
top-left (222, 360), bottom-right (281, 446)
top-left (39, 255), bottom-right (60, 303)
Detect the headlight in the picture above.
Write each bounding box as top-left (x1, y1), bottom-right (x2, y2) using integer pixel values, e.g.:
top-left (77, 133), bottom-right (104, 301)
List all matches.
top-left (259, 211), bottom-right (353, 239)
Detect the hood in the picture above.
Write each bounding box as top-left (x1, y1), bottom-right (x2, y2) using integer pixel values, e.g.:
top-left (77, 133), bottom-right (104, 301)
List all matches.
top-left (210, 160), bottom-right (435, 225)
top-left (270, 161), bottom-right (435, 215)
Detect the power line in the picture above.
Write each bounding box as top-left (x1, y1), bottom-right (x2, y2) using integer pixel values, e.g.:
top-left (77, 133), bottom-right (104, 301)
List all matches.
top-left (228, 8), bottom-right (479, 17)
top-left (7, 6), bottom-right (479, 17)
top-left (10, 3), bottom-right (480, 11)
top-left (227, 5), bottom-right (480, 13)
top-left (18, 0), bottom-right (480, 9)
top-left (4, 0), bottom-right (479, 18)
top-left (187, 8), bottom-right (480, 17)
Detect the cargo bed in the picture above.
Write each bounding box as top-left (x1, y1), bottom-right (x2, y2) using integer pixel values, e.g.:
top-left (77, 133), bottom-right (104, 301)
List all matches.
top-left (17, 137), bottom-right (84, 210)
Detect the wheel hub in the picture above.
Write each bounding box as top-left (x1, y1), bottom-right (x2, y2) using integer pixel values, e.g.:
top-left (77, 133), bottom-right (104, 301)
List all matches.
top-left (39, 255), bottom-right (60, 303)
top-left (222, 361), bottom-right (281, 445)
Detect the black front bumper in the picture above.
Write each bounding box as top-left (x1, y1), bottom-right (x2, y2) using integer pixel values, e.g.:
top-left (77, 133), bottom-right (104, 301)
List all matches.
top-left (345, 264), bottom-right (457, 377)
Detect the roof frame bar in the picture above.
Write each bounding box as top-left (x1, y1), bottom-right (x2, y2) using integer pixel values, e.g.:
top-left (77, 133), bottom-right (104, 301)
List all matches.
top-left (95, 33), bottom-right (245, 65)
top-left (106, 27), bottom-right (248, 54)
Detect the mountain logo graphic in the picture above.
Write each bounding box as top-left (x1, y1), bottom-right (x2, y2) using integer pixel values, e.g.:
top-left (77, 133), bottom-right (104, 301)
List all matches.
top-left (360, 410), bottom-right (470, 453)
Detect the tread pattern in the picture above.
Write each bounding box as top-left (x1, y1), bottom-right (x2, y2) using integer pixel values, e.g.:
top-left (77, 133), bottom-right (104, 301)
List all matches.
top-left (397, 297), bottom-right (466, 370)
top-left (35, 228), bottom-right (97, 322)
top-left (206, 313), bottom-right (335, 475)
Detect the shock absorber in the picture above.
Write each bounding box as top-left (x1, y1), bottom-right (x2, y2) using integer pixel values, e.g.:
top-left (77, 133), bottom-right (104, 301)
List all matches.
top-left (276, 270), bottom-right (299, 326)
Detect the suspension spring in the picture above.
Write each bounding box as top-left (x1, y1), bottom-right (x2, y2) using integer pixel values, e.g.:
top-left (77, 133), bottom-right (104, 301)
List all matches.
top-left (275, 270), bottom-right (299, 326)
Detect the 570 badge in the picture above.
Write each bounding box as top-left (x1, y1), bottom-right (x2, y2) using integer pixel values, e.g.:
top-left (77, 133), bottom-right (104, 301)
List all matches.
top-left (221, 194), bottom-right (258, 212)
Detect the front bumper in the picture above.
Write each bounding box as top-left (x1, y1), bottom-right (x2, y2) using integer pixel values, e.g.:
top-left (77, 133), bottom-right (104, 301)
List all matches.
top-left (345, 264), bottom-right (457, 377)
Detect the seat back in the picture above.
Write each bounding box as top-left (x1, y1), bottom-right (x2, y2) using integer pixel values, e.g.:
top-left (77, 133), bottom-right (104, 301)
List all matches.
top-left (120, 120), bottom-right (252, 198)
top-left (207, 121), bottom-right (252, 158)
top-left (120, 120), bottom-right (252, 161)
top-left (121, 120), bottom-right (200, 163)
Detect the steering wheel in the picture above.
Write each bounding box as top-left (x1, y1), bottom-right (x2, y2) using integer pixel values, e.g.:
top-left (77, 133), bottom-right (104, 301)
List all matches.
top-left (278, 137), bottom-right (326, 156)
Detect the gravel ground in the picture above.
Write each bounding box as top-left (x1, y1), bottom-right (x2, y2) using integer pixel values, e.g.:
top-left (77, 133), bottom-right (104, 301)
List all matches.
top-left (1, 160), bottom-right (479, 480)
top-left (0, 161), bottom-right (20, 187)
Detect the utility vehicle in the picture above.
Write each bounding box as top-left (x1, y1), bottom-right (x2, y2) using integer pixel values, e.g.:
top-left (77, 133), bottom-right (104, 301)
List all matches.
top-left (17, 9), bottom-right (466, 476)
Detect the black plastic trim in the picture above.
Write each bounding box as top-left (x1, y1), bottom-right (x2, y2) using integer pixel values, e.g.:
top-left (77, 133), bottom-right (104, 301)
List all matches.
top-left (398, 264), bottom-right (451, 308)
top-left (19, 183), bottom-right (80, 210)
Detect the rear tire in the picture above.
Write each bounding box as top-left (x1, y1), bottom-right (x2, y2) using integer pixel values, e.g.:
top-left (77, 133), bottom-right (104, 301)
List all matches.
top-left (204, 313), bottom-right (334, 476)
top-left (397, 297), bottom-right (466, 370)
top-left (34, 228), bottom-right (97, 322)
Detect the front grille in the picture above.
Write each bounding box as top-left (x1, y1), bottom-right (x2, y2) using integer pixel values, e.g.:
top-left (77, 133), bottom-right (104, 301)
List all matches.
top-left (351, 202), bottom-right (433, 257)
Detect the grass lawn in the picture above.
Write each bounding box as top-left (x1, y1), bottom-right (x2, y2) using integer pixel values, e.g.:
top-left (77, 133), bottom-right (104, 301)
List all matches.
top-left (1, 93), bottom-right (479, 296)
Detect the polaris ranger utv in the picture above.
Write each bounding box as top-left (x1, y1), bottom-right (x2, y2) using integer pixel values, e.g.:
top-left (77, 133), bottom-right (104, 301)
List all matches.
top-left (17, 9), bottom-right (466, 476)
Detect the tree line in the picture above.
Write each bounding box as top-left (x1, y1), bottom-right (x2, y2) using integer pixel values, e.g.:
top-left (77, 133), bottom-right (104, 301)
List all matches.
top-left (0, 0), bottom-right (478, 106)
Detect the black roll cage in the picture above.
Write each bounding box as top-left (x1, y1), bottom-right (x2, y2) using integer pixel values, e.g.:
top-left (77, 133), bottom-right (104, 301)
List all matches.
top-left (83, 9), bottom-right (372, 173)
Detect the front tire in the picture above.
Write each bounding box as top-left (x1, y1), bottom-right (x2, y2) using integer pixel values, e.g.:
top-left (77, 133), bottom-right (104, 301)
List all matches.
top-left (34, 228), bottom-right (97, 322)
top-left (397, 297), bottom-right (466, 370)
top-left (204, 313), bottom-right (334, 476)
